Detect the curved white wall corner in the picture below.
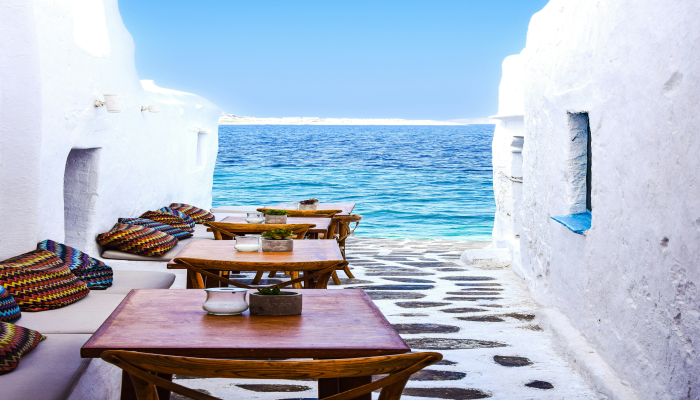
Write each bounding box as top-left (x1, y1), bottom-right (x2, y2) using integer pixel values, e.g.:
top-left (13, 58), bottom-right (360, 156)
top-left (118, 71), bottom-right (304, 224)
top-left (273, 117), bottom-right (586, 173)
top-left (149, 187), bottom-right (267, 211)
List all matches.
top-left (518, 1), bottom-right (700, 399)
top-left (487, 55), bottom-right (526, 272)
top-left (0, 1), bottom-right (43, 259)
top-left (0, 0), bottom-right (220, 257)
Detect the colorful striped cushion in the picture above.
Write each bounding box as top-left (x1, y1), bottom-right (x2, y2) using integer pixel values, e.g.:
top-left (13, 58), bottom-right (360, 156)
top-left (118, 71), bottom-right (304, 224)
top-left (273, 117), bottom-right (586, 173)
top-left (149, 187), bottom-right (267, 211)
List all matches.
top-left (159, 207), bottom-right (196, 229)
top-left (0, 250), bottom-right (90, 312)
top-left (169, 203), bottom-right (215, 224)
top-left (140, 211), bottom-right (194, 233)
top-left (37, 240), bottom-right (114, 290)
top-left (0, 285), bottom-right (20, 323)
top-left (97, 224), bottom-right (178, 257)
top-left (118, 218), bottom-right (193, 240)
top-left (0, 322), bottom-right (44, 375)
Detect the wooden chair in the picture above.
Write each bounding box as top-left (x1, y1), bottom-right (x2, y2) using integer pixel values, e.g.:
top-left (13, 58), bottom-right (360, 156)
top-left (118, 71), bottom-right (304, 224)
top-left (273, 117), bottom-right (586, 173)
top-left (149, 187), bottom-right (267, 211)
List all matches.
top-left (326, 214), bottom-right (363, 284)
top-left (204, 222), bottom-right (315, 240)
top-left (101, 350), bottom-right (443, 400)
top-left (204, 222), bottom-right (316, 287)
top-left (173, 258), bottom-right (347, 290)
top-left (257, 208), bottom-right (343, 218)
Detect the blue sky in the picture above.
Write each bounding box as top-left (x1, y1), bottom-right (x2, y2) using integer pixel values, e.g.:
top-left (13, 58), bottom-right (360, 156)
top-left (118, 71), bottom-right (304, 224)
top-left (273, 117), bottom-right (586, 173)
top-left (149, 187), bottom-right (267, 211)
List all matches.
top-left (119, 1), bottom-right (549, 120)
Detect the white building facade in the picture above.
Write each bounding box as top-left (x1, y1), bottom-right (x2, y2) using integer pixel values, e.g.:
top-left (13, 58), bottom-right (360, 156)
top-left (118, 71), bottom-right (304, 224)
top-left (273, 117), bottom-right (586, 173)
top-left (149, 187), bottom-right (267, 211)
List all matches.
top-left (490, 1), bottom-right (700, 399)
top-left (0, 0), bottom-right (220, 259)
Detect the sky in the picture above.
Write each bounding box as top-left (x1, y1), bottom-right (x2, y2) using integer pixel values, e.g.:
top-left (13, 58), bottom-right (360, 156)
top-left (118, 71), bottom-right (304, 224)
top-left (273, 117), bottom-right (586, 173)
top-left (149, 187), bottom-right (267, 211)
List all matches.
top-left (119, 0), bottom-right (549, 120)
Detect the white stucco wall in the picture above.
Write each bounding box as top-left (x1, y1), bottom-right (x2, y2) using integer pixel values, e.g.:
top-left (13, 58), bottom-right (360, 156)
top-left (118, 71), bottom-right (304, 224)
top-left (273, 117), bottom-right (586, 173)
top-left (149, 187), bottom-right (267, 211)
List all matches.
top-left (515, 1), bottom-right (700, 399)
top-left (489, 55), bottom-right (525, 272)
top-left (0, 0), bottom-right (220, 258)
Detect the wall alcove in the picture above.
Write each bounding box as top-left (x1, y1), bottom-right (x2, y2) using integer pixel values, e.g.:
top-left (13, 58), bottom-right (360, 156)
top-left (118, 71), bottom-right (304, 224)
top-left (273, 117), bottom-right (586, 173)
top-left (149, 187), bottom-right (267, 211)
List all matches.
top-left (63, 148), bottom-right (101, 249)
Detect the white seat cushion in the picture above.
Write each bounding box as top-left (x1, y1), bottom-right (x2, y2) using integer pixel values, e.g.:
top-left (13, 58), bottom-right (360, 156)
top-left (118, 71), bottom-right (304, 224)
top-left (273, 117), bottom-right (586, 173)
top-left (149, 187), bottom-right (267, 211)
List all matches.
top-left (0, 333), bottom-right (92, 400)
top-left (191, 224), bottom-right (215, 240)
top-left (92, 270), bottom-right (175, 294)
top-left (16, 293), bottom-right (126, 334)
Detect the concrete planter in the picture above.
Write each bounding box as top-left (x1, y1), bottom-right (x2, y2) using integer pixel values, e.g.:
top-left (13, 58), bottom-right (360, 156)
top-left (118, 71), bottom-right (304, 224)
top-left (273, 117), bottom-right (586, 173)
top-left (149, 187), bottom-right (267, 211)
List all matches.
top-left (299, 202), bottom-right (318, 210)
top-left (261, 238), bottom-right (293, 252)
top-left (249, 292), bottom-right (302, 316)
top-left (264, 214), bottom-right (287, 224)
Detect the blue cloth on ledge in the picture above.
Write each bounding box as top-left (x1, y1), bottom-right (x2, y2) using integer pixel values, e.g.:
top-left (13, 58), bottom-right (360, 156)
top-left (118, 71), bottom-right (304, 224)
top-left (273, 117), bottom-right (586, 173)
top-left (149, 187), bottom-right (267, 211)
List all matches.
top-left (551, 211), bottom-right (591, 234)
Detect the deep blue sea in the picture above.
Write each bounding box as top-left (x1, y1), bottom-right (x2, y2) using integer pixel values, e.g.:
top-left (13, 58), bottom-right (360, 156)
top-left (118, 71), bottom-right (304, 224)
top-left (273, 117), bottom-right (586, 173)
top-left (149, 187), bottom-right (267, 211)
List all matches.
top-left (213, 125), bottom-right (495, 241)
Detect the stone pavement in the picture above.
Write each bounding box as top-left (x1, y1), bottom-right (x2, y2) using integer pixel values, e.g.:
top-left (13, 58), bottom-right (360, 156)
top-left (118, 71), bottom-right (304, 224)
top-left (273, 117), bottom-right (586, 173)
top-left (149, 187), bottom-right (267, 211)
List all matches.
top-left (172, 237), bottom-right (598, 399)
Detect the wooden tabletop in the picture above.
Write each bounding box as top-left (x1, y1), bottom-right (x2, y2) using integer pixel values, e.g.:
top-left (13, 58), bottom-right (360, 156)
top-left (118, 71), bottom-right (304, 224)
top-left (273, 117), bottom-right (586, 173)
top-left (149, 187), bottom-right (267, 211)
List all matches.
top-left (167, 239), bottom-right (343, 270)
top-left (270, 202), bottom-right (356, 215)
top-left (81, 289), bottom-right (409, 359)
top-left (220, 216), bottom-right (330, 234)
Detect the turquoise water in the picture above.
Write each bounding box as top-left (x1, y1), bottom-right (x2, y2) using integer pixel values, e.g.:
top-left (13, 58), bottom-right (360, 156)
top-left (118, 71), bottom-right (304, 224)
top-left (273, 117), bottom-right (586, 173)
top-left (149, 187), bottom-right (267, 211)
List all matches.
top-left (213, 125), bottom-right (495, 241)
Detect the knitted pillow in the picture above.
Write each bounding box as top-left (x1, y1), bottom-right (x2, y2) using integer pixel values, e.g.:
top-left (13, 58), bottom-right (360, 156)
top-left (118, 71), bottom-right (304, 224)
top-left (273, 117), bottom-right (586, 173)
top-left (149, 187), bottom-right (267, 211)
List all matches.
top-left (159, 207), bottom-right (196, 229)
top-left (37, 240), bottom-right (113, 290)
top-left (0, 322), bottom-right (44, 375)
top-left (118, 218), bottom-right (193, 240)
top-left (0, 250), bottom-right (90, 312)
top-left (0, 285), bottom-right (21, 323)
top-left (169, 203), bottom-right (215, 224)
top-left (96, 224), bottom-right (178, 257)
top-left (140, 211), bottom-right (194, 233)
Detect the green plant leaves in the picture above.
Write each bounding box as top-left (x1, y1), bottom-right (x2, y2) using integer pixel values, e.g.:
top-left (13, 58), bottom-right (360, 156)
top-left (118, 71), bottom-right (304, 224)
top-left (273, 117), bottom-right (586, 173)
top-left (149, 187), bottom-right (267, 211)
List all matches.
top-left (257, 286), bottom-right (282, 295)
top-left (261, 228), bottom-right (294, 239)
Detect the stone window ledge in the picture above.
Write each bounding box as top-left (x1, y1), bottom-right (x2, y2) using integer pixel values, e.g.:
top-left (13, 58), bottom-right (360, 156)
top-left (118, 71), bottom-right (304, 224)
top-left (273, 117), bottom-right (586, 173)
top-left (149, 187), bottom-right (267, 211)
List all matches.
top-left (551, 211), bottom-right (591, 235)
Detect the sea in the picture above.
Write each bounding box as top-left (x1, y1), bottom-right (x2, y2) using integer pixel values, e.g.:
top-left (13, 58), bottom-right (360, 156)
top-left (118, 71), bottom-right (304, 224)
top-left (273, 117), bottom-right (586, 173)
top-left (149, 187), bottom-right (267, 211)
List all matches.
top-left (213, 125), bottom-right (495, 241)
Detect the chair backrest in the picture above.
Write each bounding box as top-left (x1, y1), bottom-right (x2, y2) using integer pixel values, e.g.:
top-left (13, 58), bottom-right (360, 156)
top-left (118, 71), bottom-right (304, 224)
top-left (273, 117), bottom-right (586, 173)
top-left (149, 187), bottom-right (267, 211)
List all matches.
top-left (258, 208), bottom-right (343, 218)
top-left (102, 350), bottom-right (442, 400)
top-left (327, 214), bottom-right (363, 245)
top-left (204, 222), bottom-right (315, 240)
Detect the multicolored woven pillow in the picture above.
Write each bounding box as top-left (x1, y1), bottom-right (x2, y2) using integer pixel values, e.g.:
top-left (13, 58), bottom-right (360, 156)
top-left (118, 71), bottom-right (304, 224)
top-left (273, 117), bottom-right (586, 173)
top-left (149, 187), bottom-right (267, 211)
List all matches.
top-left (159, 207), bottom-right (196, 229)
top-left (169, 203), bottom-right (216, 224)
top-left (0, 322), bottom-right (44, 375)
top-left (0, 250), bottom-right (90, 312)
top-left (0, 285), bottom-right (20, 323)
top-left (118, 218), bottom-right (193, 240)
top-left (97, 223), bottom-right (178, 257)
top-left (140, 211), bottom-right (194, 233)
top-left (37, 240), bottom-right (113, 290)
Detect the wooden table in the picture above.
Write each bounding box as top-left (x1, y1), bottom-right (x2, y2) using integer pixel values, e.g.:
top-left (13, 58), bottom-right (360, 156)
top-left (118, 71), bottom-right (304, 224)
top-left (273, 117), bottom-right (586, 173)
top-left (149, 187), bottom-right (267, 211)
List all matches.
top-left (220, 215), bottom-right (330, 237)
top-left (270, 202), bottom-right (356, 215)
top-left (168, 240), bottom-right (344, 289)
top-left (81, 289), bottom-right (409, 400)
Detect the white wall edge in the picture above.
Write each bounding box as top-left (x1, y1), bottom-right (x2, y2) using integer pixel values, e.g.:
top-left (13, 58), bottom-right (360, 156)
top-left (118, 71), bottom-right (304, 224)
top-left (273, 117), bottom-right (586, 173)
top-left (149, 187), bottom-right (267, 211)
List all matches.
top-left (538, 307), bottom-right (641, 400)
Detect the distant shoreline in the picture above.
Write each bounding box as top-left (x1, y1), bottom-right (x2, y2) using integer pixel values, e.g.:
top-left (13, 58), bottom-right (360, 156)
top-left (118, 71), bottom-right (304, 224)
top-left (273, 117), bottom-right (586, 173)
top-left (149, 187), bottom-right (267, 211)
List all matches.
top-left (219, 115), bottom-right (494, 126)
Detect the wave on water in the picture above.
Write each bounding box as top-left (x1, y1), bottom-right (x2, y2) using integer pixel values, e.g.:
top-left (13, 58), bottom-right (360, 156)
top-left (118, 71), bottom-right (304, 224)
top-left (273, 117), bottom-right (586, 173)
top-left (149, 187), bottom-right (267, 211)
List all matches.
top-left (213, 125), bottom-right (495, 241)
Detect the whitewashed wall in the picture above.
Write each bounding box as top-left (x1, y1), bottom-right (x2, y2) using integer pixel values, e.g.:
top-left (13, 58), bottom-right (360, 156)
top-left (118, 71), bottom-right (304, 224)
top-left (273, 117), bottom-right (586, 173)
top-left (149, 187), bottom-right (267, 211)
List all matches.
top-left (490, 56), bottom-right (525, 272)
top-left (0, 0), bottom-right (220, 258)
top-left (515, 1), bottom-right (700, 399)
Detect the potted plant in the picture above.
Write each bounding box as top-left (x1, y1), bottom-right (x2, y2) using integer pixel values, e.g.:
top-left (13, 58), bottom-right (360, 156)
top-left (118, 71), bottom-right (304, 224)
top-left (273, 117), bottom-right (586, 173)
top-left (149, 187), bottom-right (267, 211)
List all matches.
top-left (249, 287), bottom-right (302, 316)
top-left (261, 228), bottom-right (294, 252)
top-left (263, 209), bottom-right (288, 224)
top-left (299, 198), bottom-right (319, 210)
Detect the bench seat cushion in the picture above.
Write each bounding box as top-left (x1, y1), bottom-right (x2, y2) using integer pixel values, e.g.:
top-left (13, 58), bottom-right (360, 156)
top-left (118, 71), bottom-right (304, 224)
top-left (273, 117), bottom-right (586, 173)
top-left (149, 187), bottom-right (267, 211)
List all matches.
top-left (101, 240), bottom-right (186, 262)
top-left (97, 223), bottom-right (178, 257)
top-left (0, 250), bottom-right (90, 312)
top-left (97, 270), bottom-right (175, 294)
top-left (191, 224), bottom-right (214, 240)
top-left (15, 293), bottom-right (125, 334)
top-left (0, 333), bottom-right (92, 400)
top-left (169, 203), bottom-right (216, 224)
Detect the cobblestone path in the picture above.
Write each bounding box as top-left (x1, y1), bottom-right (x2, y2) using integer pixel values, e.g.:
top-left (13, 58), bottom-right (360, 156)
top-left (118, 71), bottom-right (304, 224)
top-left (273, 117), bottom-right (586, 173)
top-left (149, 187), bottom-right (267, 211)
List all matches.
top-left (172, 238), bottom-right (597, 399)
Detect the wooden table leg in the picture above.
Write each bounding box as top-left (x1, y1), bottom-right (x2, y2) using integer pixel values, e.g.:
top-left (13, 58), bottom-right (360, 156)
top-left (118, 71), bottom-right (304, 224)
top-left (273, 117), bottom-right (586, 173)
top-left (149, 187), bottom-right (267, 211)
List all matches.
top-left (155, 373), bottom-right (173, 400)
top-left (319, 376), bottom-right (371, 400)
top-left (120, 371), bottom-right (173, 400)
top-left (120, 371), bottom-right (137, 400)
